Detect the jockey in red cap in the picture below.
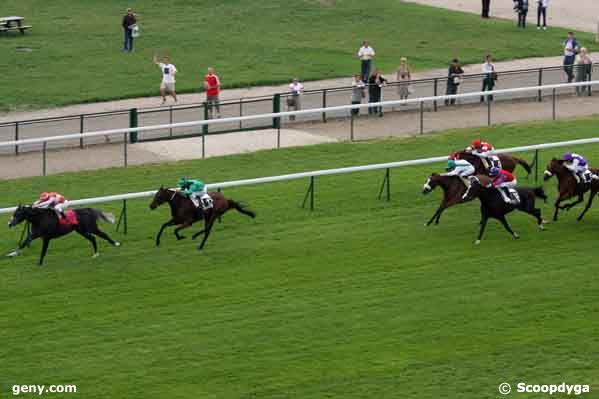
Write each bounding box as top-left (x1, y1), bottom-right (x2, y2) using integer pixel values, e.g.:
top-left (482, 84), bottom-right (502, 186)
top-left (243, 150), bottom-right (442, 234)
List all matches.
top-left (468, 138), bottom-right (501, 170)
top-left (33, 192), bottom-right (68, 219)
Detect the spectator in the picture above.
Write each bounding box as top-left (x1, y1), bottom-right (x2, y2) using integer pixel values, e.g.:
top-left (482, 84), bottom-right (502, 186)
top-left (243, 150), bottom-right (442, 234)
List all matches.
top-left (563, 32), bottom-right (579, 83)
top-left (204, 67), bottom-right (221, 119)
top-left (575, 47), bottom-right (592, 96)
top-left (445, 59), bottom-right (464, 106)
top-left (153, 55), bottom-right (178, 105)
top-left (368, 69), bottom-right (387, 116)
top-left (481, 0), bottom-right (491, 18)
top-left (536, 0), bottom-right (548, 30)
top-left (351, 74), bottom-right (365, 116)
top-left (287, 78), bottom-right (304, 121)
top-left (515, 0), bottom-right (528, 28)
top-left (358, 40), bottom-right (376, 83)
top-left (396, 57), bottom-right (412, 102)
top-left (122, 8), bottom-right (137, 52)
top-left (481, 55), bottom-right (496, 103)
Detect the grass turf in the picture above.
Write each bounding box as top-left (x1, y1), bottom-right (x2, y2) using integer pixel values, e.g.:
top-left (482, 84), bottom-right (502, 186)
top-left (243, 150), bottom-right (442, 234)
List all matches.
top-left (2, 0), bottom-right (597, 112)
top-left (2, 117), bottom-right (599, 398)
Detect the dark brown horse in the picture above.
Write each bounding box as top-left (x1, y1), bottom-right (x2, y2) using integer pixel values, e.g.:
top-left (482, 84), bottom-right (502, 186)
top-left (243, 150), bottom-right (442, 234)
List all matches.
top-left (422, 173), bottom-right (472, 225)
top-left (543, 158), bottom-right (599, 222)
top-left (456, 150), bottom-right (531, 175)
top-left (462, 175), bottom-right (547, 244)
top-left (8, 206), bottom-right (120, 265)
top-left (149, 187), bottom-right (256, 250)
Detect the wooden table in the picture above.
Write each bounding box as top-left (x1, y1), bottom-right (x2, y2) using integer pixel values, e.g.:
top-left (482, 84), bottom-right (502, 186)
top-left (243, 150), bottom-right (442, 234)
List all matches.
top-left (0, 16), bottom-right (32, 34)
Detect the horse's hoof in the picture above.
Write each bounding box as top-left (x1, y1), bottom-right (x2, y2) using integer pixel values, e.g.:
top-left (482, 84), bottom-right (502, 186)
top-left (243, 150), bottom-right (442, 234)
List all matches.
top-left (114, 242), bottom-right (121, 247)
top-left (513, 233), bottom-right (520, 239)
top-left (538, 224), bottom-right (545, 230)
top-left (92, 252), bottom-right (100, 258)
top-left (474, 240), bottom-right (481, 245)
top-left (6, 250), bottom-right (19, 257)
top-left (541, 219), bottom-right (548, 224)
top-left (176, 236), bottom-right (186, 241)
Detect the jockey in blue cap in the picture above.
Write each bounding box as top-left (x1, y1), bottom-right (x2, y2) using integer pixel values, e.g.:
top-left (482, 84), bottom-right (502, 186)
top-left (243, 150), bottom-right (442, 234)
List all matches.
top-left (562, 152), bottom-right (598, 184)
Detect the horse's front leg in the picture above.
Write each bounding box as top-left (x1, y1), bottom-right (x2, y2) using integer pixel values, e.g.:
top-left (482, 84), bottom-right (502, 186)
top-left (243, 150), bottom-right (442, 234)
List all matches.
top-left (563, 194), bottom-right (584, 211)
top-left (475, 215), bottom-right (489, 245)
top-left (39, 237), bottom-right (51, 266)
top-left (155, 219), bottom-right (175, 247)
top-left (174, 222), bottom-right (192, 240)
top-left (426, 205), bottom-right (444, 226)
top-left (7, 232), bottom-right (37, 257)
top-left (553, 198), bottom-right (563, 221)
top-left (198, 214), bottom-right (216, 250)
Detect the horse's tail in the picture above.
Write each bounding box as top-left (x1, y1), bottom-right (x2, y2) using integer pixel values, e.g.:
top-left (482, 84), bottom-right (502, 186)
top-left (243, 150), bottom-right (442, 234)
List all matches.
top-left (532, 187), bottom-right (548, 203)
top-left (514, 156), bottom-right (532, 175)
top-left (227, 200), bottom-right (256, 218)
top-left (94, 210), bottom-right (116, 224)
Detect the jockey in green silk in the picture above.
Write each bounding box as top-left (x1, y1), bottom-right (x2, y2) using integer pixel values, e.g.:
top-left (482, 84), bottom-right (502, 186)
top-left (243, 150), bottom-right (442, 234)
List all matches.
top-left (176, 178), bottom-right (213, 209)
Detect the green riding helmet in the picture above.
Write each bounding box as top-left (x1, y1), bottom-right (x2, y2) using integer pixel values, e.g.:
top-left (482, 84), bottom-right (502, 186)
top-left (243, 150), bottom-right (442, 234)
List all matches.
top-left (177, 177), bottom-right (190, 188)
top-left (446, 160), bottom-right (456, 171)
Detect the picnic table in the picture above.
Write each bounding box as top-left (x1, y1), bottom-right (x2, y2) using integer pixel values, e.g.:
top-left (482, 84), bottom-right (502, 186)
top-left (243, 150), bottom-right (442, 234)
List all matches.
top-left (0, 16), bottom-right (32, 34)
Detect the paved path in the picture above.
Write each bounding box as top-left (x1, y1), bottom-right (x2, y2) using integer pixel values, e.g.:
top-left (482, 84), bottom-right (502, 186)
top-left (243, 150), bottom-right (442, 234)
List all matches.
top-left (402, 0), bottom-right (599, 33)
top-left (2, 90), bottom-right (598, 180)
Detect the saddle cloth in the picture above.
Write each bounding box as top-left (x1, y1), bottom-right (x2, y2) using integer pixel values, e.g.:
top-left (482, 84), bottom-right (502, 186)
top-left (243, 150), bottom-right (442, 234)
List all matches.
top-left (58, 210), bottom-right (79, 226)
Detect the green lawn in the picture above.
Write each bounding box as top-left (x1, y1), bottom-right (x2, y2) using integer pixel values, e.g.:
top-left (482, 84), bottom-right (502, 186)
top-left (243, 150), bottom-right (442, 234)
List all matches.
top-left (2, 0), bottom-right (596, 112)
top-left (1, 117), bottom-right (599, 398)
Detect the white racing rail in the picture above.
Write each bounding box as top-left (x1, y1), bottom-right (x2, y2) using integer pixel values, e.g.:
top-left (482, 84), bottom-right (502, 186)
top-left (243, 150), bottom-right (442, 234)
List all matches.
top-left (1, 137), bottom-right (599, 215)
top-left (0, 80), bottom-right (597, 148)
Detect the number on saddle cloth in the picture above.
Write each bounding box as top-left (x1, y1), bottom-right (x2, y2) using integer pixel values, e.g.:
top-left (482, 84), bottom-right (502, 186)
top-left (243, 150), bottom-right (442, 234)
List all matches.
top-left (508, 188), bottom-right (520, 204)
top-left (200, 194), bottom-right (214, 210)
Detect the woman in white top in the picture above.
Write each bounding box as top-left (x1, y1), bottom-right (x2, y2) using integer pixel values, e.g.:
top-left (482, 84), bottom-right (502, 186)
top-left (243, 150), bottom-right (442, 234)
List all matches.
top-left (480, 55), bottom-right (496, 103)
top-left (288, 78), bottom-right (304, 121)
top-left (396, 57), bottom-right (411, 101)
top-left (575, 47), bottom-right (592, 96)
top-left (153, 55), bottom-right (178, 104)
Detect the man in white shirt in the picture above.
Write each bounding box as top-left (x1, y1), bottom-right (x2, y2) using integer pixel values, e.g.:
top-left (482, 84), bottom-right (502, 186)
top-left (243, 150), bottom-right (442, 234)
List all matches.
top-left (536, 0), bottom-right (548, 29)
top-left (480, 55), bottom-right (496, 103)
top-left (153, 55), bottom-right (178, 104)
top-left (357, 40), bottom-right (375, 83)
top-left (287, 78), bottom-right (304, 121)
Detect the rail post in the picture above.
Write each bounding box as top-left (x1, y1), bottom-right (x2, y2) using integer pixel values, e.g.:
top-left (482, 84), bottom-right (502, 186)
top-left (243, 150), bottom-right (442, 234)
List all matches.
top-left (42, 141), bottom-right (47, 176)
top-left (123, 133), bottom-right (128, 168)
top-left (419, 101), bottom-right (424, 135)
top-left (433, 78), bottom-right (438, 112)
top-left (534, 149), bottom-right (539, 182)
top-left (129, 108), bottom-right (138, 143)
top-left (239, 99), bottom-right (243, 129)
top-left (552, 88), bottom-right (556, 120)
top-left (116, 199), bottom-right (128, 235)
top-left (487, 98), bottom-right (492, 126)
top-left (202, 131), bottom-right (206, 159)
top-left (14, 121), bottom-right (19, 155)
top-left (350, 112), bottom-right (355, 141)
top-left (588, 68), bottom-right (593, 96)
top-left (169, 105), bottom-right (173, 137)
top-left (322, 89), bottom-right (327, 123)
top-left (377, 168), bottom-right (391, 201)
top-left (537, 68), bottom-right (543, 102)
top-left (301, 176), bottom-right (315, 211)
top-left (272, 94), bottom-right (281, 129)
top-left (276, 126), bottom-right (281, 149)
top-left (202, 102), bottom-right (209, 135)
top-left (79, 115), bottom-right (84, 148)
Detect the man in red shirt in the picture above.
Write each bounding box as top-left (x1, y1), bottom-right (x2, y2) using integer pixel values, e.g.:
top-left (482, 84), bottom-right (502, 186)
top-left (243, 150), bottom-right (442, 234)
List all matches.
top-left (204, 67), bottom-right (221, 118)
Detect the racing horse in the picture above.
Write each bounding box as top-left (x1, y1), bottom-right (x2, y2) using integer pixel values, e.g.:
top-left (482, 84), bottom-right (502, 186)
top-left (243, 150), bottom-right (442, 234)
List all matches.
top-left (455, 150), bottom-right (532, 175)
top-left (422, 173), bottom-right (473, 226)
top-left (462, 175), bottom-right (547, 244)
top-left (7, 206), bottom-right (120, 265)
top-left (544, 158), bottom-right (599, 222)
top-left (149, 187), bottom-right (256, 250)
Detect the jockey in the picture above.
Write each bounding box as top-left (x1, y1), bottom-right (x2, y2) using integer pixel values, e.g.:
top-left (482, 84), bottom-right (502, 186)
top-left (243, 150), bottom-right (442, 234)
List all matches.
top-left (443, 158), bottom-right (475, 183)
top-left (32, 192), bottom-right (67, 219)
top-left (563, 152), bottom-right (598, 184)
top-left (468, 139), bottom-right (501, 169)
top-left (176, 177), bottom-right (213, 210)
top-left (489, 167), bottom-right (518, 204)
